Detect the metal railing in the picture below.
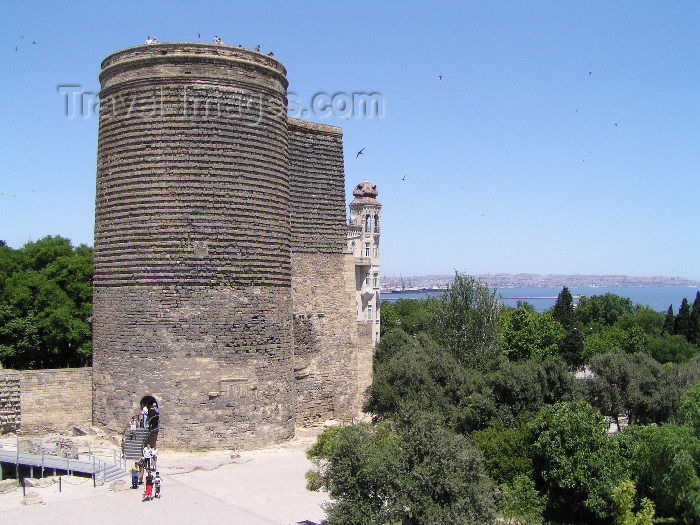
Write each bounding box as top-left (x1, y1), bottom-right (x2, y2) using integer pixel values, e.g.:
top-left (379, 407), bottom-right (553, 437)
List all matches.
top-left (0, 437), bottom-right (125, 481)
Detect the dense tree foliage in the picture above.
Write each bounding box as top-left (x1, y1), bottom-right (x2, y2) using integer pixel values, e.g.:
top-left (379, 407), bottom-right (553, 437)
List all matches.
top-left (501, 305), bottom-right (563, 360)
top-left (611, 480), bottom-right (655, 525)
top-left (306, 414), bottom-right (498, 525)
top-left (529, 401), bottom-right (630, 523)
top-left (0, 237), bottom-right (92, 369)
top-left (364, 338), bottom-right (474, 429)
top-left (428, 273), bottom-right (502, 371)
top-left (310, 275), bottom-right (700, 523)
top-left (576, 293), bottom-right (636, 330)
top-left (552, 286), bottom-right (575, 329)
top-left (379, 298), bottom-right (432, 338)
top-left (627, 423), bottom-right (700, 522)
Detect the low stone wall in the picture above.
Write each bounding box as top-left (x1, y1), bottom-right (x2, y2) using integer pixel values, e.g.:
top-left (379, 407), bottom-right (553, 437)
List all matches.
top-left (0, 368), bottom-right (92, 434)
top-left (0, 372), bottom-right (21, 433)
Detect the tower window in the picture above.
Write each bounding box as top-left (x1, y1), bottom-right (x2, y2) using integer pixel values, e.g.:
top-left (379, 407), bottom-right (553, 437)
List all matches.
top-left (374, 214), bottom-right (380, 233)
top-left (365, 215), bottom-right (372, 233)
top-left (365, 243), bottom-right (370, 257)
top-left (367, 304), bottom-right (373, 320)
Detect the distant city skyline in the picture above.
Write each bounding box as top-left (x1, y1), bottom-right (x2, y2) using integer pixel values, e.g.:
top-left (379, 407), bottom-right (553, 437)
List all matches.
top-left (382, 273), bottom-right (699, 289)
top-left (2, 2), bottom-right (698, 280)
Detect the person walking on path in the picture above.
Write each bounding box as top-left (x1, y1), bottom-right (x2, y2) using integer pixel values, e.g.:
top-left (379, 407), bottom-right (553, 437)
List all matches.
top-left (141, 404), bottom-right (148, 428)
top-left (151, 446), bottom-right (158, 470)
top-left (143, 444), bottom-right (152, 470)
top-left (143, 470), bottom-right (154, 501)
top-left (130, 462), bottom-right (139, 489)
top-left (154, 472), bottom-right (162, 499)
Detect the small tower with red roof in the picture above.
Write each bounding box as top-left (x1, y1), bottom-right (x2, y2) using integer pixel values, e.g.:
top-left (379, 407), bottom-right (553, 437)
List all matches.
top-left (347, 180), bottom-right (381, 344)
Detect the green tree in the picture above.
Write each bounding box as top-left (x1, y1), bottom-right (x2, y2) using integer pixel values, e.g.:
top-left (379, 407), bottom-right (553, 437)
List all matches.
top-left (611, 480), bottom-right (655, 525)
top-left (576, 293), bottom-right (636, 331)
top-left (675, 298), bottom-right (694, 343)
top-left (306, 414), bottom-right (498, 525)
top-left (364, 338), bottom-right (476, 429)
top-left (428, 272), bottom-right (503, 371)
top-left (500, 306), bottom-right (563, 361)
top-left (558, 326), bottom-right (585, 369)
top-left (664, 305), bottom-right (676, 334)
top-left (486, 355), bottom-right (579, 427)
top-left (379, 298), bottom-right (432, 338)
top-left (691, 292), bottom-right (700, 345)
top-left (630, 423), bottom-right (700, 523)
top-left (528, 401), bottom-right (630, 523)
top-left (374, 328), bottom-right (416, 365)
top-left (583, 325), bottom-right (629, 361)
top-left (0, 236), bottom-right (92, 369)
top-left (498, 474), bottom-right (546, 525)
top-left (617, 307), bottom-right (665, 338)
top-left (587, 351), bottom-right (686, 426)
top-left (306, 422), bottom-right (406, 524)
top-left (471, 418), bottom-right (533, 485)
top-left (679, 382), bottom-right (700, 434)
top-left (587, 350), bottom-right (632, 430)
top-left (647, 333), bottom-right (698, 364)
top-left (552, 286), bottom-right (575, 329)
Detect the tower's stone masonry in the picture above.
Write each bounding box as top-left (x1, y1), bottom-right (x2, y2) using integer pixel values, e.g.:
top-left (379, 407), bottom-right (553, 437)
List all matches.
top-left (92, 43), bottom-right (373, 450)
top-left (288, 119), bottom-right (365, 424)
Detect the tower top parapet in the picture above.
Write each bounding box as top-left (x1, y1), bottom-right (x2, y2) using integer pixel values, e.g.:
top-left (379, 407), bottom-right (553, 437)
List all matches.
top-left (351, 179), bottom-right (380, 206)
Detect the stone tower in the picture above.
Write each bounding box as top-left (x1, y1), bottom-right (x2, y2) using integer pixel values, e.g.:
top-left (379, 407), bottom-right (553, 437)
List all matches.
top-left (347, 180), bottom-right (382, 345)
top-left (92, 42), bottom-right (371, 450)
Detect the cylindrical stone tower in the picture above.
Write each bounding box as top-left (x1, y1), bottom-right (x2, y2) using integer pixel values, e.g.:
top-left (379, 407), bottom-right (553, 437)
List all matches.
top-left (92, 43), bottom-right (293, 449)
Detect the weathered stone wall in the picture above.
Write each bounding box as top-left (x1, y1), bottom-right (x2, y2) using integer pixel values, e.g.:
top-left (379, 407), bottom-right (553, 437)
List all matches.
top-left (20, 369), bottom-right (92, 433)
top-left (355, 321), bottom-right (375, 399)
top-left (291, 253), bottom-right (360, 424)
top-left (288, 118), bottom-right (347, 255)
top-left (0, 368), bottom-right (92, 434)
top-left (0, 372), bottom-right (20, 433)
top-left (93, 43), bottom-right (294, 450)
top-left (93, 287), bottom-right (294, 449)
top-left (288, 119), bottom-right (370, 425)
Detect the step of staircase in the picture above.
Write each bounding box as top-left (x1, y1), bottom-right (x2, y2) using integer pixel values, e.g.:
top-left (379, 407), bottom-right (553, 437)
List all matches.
top-left (103, 464), bottom-right (128, 482)
top-left (122, 428), bottom-right (155, 460)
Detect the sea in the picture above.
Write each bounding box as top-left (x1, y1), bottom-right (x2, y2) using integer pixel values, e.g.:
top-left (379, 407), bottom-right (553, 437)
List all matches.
top-left (381, 286), bottom-right (700, 313)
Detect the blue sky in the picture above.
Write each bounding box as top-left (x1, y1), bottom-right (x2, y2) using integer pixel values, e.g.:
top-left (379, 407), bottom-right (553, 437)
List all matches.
top-left (1, 1), bottom-right (698, 280)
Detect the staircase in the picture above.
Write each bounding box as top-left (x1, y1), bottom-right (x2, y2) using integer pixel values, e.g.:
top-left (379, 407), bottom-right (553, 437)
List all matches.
top-left (122, 428), bottom-right (150, 461)
top-left (122, 427), bottom-right (159, 462)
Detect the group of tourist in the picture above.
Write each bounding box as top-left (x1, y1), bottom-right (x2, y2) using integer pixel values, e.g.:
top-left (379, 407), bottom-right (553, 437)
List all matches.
top-left (142, 402), bottom-right (160, 430)
top-left (130, 443), bottom-right (161, 501)
top-left (142, 35), bottom-right (275, 56)
top-left (128, 402), bottom-right (159, 435)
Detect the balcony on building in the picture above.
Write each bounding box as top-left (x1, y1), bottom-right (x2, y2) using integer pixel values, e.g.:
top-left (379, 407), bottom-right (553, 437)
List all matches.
top-left (354, 256), bottom-right (372, 266)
